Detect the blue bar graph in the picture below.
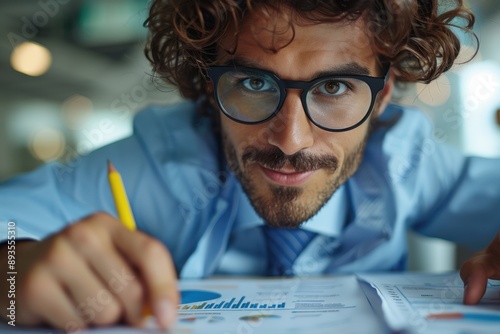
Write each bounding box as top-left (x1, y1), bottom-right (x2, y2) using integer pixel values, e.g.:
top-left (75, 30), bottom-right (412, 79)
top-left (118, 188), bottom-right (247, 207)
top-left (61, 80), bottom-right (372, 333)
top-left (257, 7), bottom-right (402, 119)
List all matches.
top-left (214, 300), bottom-right (225, 309)
top-left (182, 296), bottom-right (286, 310)
top-left (232, 297), bottom-right (245, 309)
top-left (223, 298), bottom-right (236, 309)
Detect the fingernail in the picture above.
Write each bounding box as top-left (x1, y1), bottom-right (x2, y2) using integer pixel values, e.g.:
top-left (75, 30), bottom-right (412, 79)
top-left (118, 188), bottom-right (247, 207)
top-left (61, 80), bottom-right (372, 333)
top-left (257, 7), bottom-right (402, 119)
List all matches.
top-left (155, 300), bottom-right (176, 329)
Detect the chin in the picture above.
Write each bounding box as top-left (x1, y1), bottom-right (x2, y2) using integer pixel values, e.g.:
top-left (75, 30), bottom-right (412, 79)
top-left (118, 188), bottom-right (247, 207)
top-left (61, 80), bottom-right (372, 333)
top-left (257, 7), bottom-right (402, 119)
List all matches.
top-left (248, 179), bottom-right (337, 228)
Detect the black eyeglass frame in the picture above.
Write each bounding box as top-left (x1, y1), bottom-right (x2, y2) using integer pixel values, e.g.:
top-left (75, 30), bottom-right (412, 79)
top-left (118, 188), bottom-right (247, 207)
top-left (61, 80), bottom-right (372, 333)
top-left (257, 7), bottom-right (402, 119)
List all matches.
top-left (207, 65), bottom-right (388, 132)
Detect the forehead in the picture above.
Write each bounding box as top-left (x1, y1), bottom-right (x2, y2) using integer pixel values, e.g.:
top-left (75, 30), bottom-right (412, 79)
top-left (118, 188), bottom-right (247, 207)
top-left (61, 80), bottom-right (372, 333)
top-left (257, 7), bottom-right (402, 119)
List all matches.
top-left (219, 6), bottom-right (379, 79)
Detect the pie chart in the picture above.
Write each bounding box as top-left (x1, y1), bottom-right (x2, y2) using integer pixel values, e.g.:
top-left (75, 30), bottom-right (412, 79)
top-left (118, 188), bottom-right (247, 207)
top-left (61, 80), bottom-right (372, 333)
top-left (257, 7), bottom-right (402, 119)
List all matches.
top-left (180, 290), bottom-right (222, 304)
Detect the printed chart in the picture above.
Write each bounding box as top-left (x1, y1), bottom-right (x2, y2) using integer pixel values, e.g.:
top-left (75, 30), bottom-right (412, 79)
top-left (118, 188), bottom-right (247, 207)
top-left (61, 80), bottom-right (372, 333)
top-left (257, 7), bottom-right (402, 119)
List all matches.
top-left (180, 290), bottom-right (222, 304)
top-left (179, 294), bottom-right (286, 310)
top-left (173, 276), bottom-right (387, 334)
top-left (359, 272), bottom-right (500, 334)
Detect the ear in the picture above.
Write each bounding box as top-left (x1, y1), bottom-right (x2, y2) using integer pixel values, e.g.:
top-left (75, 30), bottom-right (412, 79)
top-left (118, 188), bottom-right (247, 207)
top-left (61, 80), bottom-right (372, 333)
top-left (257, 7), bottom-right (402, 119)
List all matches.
top-left (373, 69), bottom-right (395, 117)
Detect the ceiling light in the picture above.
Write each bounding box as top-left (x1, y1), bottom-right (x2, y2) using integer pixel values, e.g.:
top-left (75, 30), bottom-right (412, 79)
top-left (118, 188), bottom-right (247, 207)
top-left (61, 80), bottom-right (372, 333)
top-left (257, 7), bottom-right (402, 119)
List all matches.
top-left (10, 41), bottom-right (52, 77)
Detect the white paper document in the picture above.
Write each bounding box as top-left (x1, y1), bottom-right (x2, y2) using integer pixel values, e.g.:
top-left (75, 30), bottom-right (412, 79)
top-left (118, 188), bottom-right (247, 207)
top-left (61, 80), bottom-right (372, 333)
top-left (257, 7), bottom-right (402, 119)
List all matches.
top-left (2, 272), bottom-right (499, 334)
top-left (170, 275), bottom-right (387, 334)
top-left (359, 272), bottom-right (500, 334)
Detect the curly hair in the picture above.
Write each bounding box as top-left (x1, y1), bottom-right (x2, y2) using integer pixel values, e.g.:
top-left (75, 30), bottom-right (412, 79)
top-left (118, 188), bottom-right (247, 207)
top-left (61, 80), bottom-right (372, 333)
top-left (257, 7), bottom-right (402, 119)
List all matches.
top-left (144, 0), bottom-right (477, 101)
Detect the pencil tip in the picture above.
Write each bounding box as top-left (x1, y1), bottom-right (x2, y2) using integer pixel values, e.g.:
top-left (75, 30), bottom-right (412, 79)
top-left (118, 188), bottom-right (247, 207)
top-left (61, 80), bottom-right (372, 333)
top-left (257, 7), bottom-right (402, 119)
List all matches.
top-left (107, 160), bottom-right (116, 173)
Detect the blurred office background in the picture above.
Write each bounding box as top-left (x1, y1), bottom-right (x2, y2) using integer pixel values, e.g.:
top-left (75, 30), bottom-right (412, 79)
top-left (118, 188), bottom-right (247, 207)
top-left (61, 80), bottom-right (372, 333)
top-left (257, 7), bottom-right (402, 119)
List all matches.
top-left (1, 0), bottom-right (499, 272)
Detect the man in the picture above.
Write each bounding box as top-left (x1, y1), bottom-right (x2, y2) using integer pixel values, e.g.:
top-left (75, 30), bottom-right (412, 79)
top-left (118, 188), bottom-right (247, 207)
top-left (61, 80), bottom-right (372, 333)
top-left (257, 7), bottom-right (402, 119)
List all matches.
top-left (1, 0), bottom-right (499, 331)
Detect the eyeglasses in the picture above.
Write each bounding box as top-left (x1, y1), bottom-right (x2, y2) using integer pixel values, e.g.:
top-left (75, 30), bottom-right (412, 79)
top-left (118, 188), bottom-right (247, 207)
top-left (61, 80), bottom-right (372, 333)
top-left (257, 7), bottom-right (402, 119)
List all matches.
top-left (207, 66), bottom-right (387, 132)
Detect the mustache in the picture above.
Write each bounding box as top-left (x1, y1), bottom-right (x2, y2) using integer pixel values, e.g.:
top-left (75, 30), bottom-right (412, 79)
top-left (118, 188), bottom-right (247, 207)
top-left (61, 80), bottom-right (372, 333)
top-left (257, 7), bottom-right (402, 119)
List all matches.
top-left (241, 147), bottom-right (338, 173)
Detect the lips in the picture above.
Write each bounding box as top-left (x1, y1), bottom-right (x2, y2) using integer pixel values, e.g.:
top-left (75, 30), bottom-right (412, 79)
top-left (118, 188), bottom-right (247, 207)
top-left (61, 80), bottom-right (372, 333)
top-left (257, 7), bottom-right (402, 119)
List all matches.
top-left (258, 164), bottom-right (316, 186)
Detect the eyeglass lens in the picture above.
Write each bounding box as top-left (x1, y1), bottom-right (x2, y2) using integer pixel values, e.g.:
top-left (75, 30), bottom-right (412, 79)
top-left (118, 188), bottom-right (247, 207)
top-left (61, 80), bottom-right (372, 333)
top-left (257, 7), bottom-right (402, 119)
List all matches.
top-left (215, 68), bottom-right (373, 130)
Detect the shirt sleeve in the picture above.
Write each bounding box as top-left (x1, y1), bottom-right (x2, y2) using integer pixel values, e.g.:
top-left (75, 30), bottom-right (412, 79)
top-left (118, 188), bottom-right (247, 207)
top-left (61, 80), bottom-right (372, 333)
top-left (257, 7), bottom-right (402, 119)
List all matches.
top-left (0, 102), bottom-right (226, 274)
top-left (382, 106), bottom-right (500, 251)
top-left (0, 135), bottom-right (147, 243)
top-left (413, 154), bottom-right (500, 250)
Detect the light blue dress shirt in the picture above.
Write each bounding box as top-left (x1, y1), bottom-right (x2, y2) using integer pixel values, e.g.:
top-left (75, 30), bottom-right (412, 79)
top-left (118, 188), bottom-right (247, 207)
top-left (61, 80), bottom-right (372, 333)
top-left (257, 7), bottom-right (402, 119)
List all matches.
top-left (1, 101), bottom-right (499, 278)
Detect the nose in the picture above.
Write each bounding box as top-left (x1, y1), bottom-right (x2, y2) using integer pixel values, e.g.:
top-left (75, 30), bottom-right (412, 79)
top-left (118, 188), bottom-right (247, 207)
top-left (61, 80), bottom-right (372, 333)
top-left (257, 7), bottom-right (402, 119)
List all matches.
top-left (266, 91), bottom-right (314, 156)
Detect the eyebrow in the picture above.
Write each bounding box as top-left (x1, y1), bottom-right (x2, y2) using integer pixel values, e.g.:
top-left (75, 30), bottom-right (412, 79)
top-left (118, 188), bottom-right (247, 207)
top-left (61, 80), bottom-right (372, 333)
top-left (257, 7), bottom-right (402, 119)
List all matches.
top-left (223, 58), bottom-right (372, 78)
top-left (312, 63), bottom-right (371, 77)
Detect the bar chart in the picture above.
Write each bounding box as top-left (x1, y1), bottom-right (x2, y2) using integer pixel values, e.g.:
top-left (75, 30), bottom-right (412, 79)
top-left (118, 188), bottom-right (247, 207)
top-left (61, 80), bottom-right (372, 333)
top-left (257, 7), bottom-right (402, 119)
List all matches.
top-left (173, 276), bottom-right (387, 334)
top-left (180, 295), bottom-right (286, 310)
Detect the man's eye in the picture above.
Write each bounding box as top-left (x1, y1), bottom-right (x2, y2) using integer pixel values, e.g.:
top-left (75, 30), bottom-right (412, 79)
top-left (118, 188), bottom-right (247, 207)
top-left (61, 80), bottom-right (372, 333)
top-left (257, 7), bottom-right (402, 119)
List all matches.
top-left (241, 77), bottom-right (273, 91)
top-left (317, 80), bottom-right (348, 95)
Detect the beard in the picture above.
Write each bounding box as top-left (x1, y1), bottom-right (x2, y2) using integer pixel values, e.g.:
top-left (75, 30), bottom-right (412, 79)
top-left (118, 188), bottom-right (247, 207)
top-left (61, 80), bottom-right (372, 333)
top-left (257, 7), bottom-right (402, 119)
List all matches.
top-left (223, 132), bottom-right (368, 228)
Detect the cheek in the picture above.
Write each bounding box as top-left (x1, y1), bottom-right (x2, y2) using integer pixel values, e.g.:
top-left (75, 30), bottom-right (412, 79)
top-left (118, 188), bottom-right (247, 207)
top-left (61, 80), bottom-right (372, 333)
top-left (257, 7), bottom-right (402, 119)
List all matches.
top-left (221, 117), bottom-right (272, 153)
top-left (321, 127), bottom-right (368, 161)
top-left (220, 118), bottom-right (252, 157)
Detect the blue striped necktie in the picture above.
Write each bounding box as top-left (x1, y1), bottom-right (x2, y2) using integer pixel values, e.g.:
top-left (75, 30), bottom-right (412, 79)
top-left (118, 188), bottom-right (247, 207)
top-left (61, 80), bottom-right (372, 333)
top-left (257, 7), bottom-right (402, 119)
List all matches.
top-left (262, 225), bottom-right (317, 276)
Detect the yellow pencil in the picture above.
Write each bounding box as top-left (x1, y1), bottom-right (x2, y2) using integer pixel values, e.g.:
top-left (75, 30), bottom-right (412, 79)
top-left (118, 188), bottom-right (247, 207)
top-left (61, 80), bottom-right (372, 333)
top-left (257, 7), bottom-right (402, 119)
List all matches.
top-left (107, 161), bottom-right (153, 318)
top-left (107, 161), bottom-right (136, 231)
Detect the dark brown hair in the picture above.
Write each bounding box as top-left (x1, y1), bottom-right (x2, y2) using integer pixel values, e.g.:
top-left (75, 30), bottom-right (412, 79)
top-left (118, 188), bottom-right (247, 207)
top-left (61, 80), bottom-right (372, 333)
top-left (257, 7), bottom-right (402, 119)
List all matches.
top-left (144, 0), bottom-right (476, 101)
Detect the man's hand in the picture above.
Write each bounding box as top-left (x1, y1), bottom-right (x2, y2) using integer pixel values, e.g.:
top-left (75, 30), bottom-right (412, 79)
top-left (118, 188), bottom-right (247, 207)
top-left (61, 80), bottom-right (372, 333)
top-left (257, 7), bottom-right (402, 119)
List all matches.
top-left (0, 212), bottom-right (179, 331)
top-left (460, 232), bottom-right (500, 305)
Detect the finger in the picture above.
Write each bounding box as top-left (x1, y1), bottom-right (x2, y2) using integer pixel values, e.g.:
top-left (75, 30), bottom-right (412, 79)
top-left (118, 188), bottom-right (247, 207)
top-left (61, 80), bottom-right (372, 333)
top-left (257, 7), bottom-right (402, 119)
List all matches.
top-left (113, 227), bottom-right (179, 329)
top-left (81, 246), bottom-right (143, 326)
top-left (460, 262), bottom-right (488, 305)
top-left (58, 247), bottom-right (125, 326)
top-left (21, 267), bottom-right (86, 331)
top-left (64, 217), bottom-right (144, 326)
